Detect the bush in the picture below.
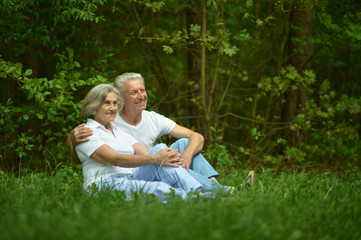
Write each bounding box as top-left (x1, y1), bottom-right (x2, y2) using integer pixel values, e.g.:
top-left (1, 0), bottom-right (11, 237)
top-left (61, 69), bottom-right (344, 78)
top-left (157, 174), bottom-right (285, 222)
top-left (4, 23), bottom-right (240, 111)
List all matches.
top-left (0, 50), bottom-right (108, 170)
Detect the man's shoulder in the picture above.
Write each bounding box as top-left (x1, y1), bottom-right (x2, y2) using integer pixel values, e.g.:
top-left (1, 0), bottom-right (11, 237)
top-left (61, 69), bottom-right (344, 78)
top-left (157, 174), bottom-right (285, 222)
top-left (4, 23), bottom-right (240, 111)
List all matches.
top-left (143, 110), bottom-right (173, 122)
top-left (143, 110), bottom-right (176, 132)
top-left (143, 110), bottom-right (162, 116)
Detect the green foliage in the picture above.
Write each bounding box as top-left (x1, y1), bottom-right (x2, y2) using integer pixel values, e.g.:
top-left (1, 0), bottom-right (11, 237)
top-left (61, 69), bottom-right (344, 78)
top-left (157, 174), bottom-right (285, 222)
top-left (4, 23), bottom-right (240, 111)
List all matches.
top-left (204, 126), bottom-right (239, 174)
top-left (258, 65), bottom-right (316, 98)
top-left (304, 85), bottom-right (361, 162)
top-left (1, 0), bottom-right (361, 172)
top-left (0, 51), bottom-right (108, 166)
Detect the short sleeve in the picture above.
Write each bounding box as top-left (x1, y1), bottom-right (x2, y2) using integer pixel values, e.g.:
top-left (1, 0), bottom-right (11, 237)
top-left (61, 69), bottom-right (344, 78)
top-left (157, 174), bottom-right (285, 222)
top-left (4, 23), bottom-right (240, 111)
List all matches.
top-left (150, 111), bottom-right (176, 136)
top-left (76, 130), bottom-right (105, 158)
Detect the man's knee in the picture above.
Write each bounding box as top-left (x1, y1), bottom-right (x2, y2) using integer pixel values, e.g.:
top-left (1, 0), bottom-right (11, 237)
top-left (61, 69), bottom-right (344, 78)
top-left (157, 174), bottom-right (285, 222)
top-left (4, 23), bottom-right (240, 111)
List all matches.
top-left (170, 138), bottom-right (189, 152)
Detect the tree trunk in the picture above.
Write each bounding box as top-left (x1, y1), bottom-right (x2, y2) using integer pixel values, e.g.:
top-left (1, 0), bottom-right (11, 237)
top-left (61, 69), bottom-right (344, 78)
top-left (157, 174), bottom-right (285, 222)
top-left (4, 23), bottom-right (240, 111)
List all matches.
top-left (186, 1), bottom-right (213, 143)
top-left (282, 7), bottom-right (313, 147)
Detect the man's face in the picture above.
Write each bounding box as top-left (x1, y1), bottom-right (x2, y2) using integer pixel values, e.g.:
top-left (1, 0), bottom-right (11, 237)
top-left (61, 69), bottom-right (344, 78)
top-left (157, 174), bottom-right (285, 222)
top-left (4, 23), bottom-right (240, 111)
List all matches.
top-left (122, 79), bottom-right (148, 113)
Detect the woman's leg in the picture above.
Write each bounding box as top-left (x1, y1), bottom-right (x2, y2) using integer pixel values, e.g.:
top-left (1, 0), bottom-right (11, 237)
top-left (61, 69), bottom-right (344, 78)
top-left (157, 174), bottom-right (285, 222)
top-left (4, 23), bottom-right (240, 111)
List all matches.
top-left (96, 174), bottom-right (188, 203)
top-left (133, 164), bottom-right (204, 192)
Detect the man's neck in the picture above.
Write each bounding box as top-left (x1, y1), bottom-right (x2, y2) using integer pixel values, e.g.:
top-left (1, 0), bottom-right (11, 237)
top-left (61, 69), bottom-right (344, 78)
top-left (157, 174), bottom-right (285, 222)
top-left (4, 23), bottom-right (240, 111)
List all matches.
top-left (119, 110), bottom-right (143, 126)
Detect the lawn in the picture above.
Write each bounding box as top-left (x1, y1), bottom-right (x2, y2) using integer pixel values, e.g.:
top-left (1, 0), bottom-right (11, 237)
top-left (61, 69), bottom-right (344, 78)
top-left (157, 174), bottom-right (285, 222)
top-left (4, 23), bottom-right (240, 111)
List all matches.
top-left (1, 166), bottom-right (360, 240)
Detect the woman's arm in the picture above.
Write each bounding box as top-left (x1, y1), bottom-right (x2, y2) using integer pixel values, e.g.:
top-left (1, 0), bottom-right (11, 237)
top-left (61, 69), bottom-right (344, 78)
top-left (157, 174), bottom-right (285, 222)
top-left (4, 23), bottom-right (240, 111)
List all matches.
top-left (133, 143), bottom-right (150, 155)
top-left (90, 144), bottom-right (181, 168)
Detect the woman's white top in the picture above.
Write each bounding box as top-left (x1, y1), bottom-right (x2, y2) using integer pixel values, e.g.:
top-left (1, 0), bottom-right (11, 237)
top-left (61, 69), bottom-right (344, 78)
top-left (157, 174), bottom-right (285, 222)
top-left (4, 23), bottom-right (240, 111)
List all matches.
top-left (76, 118), bottom-right (138, 190)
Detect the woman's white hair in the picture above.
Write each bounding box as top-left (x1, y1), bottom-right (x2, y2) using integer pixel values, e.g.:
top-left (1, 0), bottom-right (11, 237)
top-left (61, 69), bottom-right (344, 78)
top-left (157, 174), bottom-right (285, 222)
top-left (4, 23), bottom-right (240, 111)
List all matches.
top-left (81, 84), bottom-right (123, 119)
top-left (114, 72), bottom-right (145, 96)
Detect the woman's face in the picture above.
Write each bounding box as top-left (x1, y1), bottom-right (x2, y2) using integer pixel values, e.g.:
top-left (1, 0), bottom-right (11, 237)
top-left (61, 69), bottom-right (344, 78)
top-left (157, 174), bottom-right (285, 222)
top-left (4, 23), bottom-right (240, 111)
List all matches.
top-left (94, 92), bottom-right (118, 126)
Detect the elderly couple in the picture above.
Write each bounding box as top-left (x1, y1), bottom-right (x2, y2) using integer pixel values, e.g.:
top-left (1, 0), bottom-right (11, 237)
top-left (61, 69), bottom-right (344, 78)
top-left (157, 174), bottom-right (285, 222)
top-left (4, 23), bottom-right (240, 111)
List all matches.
top-left (68, 72), bottom-right (255, 202)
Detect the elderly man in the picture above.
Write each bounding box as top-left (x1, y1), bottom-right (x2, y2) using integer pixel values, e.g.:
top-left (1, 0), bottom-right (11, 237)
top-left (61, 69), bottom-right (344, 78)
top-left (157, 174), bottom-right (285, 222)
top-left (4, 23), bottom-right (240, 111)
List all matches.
top-left (68, 72), bottom-right (221, 184)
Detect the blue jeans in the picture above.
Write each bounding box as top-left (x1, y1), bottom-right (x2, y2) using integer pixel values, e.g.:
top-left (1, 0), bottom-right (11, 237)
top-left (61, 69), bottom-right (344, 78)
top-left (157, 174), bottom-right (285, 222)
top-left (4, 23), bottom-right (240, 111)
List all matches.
top-left (156, 142), bottom-right (227, 192)
top-left (96, 174), bottom-right (190, 203)
top-left (96, 143), bottom-right (227, 203)
top-left (170, 138), bottom-right (219, 179)
top-left (97, 144), bottom-right (206, 203)
top-left (132, 143), bottom-right (204, 192)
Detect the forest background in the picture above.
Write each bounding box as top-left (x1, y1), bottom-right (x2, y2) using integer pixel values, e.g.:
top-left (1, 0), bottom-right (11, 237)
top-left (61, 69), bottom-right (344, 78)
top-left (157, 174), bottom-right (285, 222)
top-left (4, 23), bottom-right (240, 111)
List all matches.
top-left (1, 0), bottom-right (360, 175)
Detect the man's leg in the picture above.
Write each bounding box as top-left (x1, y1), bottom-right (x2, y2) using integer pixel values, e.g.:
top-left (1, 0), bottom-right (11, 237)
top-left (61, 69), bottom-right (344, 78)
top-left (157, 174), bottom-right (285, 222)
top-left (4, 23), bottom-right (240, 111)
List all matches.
top-left (132, 143), bottom-right (204, 192)
top-left (170, 138), bottom-right (219, 179)
top-left (187, 169), bottom-right (228, 192)
top-left (132, 165), bottom-right (204, 192)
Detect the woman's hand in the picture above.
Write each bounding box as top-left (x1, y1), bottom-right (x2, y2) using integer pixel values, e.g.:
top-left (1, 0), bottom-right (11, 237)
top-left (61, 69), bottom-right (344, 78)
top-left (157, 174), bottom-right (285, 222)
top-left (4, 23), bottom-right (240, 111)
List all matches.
top-left (152, 148), bottom-right (182, 167)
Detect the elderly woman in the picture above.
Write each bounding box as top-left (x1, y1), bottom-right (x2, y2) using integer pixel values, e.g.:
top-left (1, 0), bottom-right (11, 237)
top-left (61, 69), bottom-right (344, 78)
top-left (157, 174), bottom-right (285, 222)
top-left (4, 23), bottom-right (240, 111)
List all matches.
top-left (75, 84), bottom-right (218, 202)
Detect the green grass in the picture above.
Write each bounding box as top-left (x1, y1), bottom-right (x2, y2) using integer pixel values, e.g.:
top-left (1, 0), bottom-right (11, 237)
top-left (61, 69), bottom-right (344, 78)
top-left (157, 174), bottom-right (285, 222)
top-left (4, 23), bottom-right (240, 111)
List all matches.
top-left (1, 166), bottom-right (360, 240)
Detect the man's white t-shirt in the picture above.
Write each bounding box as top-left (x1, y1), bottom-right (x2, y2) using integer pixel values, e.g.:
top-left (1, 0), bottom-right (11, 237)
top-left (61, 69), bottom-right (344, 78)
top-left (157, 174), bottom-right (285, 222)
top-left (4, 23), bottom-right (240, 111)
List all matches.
top-left (114, 110), bottom-right (176, 149)
top-left (76, 118), bottom-right (138, 190)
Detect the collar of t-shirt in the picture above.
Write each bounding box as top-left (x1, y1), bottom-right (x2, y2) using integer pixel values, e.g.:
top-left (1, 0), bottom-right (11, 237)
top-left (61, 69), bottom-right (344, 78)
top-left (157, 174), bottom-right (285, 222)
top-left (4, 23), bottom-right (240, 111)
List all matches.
top-left (86, 118), bottom-right (117, 131)
top-left (116, 111), bottom-right (144, 129)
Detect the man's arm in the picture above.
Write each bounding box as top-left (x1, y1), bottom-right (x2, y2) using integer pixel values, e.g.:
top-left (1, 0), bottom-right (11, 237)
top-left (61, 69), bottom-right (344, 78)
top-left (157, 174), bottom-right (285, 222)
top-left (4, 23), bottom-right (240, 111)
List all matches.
top-left (66, 123), bottom-right (93, 163)
top-left (67, 134), bottom-right (80, 164)
top-left (169, 124), bottom-right (205, 171)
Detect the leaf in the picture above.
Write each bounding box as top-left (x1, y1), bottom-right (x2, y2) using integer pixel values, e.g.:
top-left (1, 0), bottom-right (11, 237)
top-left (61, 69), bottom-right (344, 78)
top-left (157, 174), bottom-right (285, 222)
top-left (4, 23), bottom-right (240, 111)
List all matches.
top-left (25, 69), bottom-right (32, 76)
top-left (6, 66), bottom-right (16, 74)
top-left (25, 144), bottom-right (34, 150)
top-left (36, 113), bottom-right (44, 119)
top-left (162, 45), bottom-right (174, 54)
top-left (222, 45), bottom-right (239, 57)
top-left (0, 72), bottom-right (7, 78)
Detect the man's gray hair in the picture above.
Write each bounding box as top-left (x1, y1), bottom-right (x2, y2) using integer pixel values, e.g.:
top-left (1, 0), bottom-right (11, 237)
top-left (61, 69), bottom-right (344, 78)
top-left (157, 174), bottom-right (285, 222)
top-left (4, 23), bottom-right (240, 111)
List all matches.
top-left (114, 72), bottom-right (145, 96)
top-left (81, 84), bottom-right (123, 119)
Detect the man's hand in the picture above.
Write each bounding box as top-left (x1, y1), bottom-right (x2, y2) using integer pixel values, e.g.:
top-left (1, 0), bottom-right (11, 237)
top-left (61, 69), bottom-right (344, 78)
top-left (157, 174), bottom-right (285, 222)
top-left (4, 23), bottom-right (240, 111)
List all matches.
top-left (71, 123), bottom-right (93, 145)
top-left (169, 124), bottom-right (205, 171)
top-left (180, 153), bottom-right (193, 171)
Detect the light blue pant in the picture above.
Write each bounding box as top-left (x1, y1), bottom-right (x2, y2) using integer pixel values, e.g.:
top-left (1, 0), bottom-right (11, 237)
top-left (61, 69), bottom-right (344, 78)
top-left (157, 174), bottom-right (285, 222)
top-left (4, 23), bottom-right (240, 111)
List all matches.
top-left (146, 143), bottom-right (227, 192)
top-left (96, 144), bottom-right (206, 203)
top-left (96, 143), bottom-right (227, 203)
top-left (170, 138), bottom-right (227, 191)
top-left (96, 174), bottom-right (191, 203)
top-left (170, 138), bottom-right (219, 179)
top-left (132, 144), bottom-right (204, 192)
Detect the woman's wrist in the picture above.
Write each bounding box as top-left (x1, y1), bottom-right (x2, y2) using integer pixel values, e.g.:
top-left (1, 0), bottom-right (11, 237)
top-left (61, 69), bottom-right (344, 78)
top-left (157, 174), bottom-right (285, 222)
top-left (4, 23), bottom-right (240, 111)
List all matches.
top-left (148, 154), bottom-right (158, 164)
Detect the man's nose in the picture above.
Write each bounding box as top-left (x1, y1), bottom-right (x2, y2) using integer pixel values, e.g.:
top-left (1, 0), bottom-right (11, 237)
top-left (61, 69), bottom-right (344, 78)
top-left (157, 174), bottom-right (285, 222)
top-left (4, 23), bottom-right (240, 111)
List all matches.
top-left (137, 91), bottom-right (144, 98)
